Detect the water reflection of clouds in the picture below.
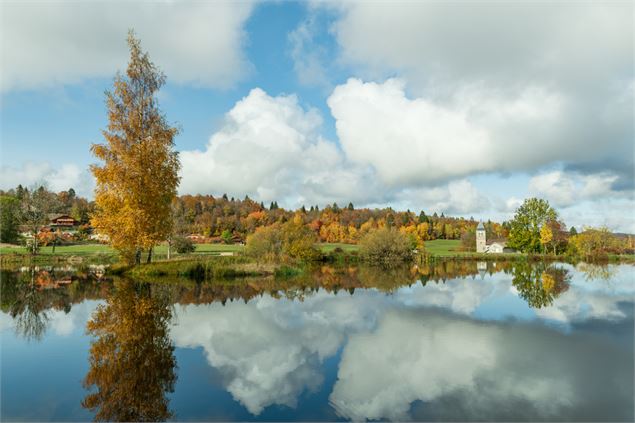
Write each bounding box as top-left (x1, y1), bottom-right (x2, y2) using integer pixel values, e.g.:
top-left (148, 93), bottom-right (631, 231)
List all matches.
top-left (331, 309), bottom-right (632, 421)
top-left (403, 265), bottom-right (635, 325)
top-left (170, 266), bottom-right (633, 418)
top-left (170, 290), bottom-right (386, 415)
top-left (47, 301), bottom-right (102, 336)
top-left (394, 277), bottom-right (507, 314)
top-left (536, 265), bottom-right (635, 324)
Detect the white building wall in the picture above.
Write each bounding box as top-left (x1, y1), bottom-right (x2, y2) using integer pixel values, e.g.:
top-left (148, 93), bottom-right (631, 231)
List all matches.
top-left (476, 229), bottom-right (486, 253)
top-left (487, 243), bottom-right (505, 253)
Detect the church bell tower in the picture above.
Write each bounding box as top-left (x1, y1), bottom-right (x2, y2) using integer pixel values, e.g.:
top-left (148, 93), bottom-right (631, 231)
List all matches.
top-left (476, 221), bottom-right (486, 253)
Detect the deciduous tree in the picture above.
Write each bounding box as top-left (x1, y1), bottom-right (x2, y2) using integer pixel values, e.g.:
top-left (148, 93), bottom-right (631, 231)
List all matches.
top-left (508, 198), bottom-right (558, 253)
top-left (91, 32), bottom-right (180, 265)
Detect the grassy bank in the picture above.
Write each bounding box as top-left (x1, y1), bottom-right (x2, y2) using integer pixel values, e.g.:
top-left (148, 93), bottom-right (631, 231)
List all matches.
top-left (0, 242), bottom-right (355, 266)
top-left (116, 256), bottom-right (306, 282)
top-left (3, 239), bottom-right (632, 270)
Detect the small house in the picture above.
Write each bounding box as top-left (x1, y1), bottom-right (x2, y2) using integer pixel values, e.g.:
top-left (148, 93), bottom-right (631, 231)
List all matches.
top-left (487, 242), bottom-right (506, 254)
top-left (49, 214), bottom-right (78, 228)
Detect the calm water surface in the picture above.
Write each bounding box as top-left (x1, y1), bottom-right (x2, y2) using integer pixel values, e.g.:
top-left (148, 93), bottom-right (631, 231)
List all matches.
top-left (1, 262), bottom-right (633, 421)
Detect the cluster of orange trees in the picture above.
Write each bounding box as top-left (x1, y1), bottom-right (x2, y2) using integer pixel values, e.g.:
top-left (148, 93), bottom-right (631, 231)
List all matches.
top-left (172, 194), bottom-right (508, 247)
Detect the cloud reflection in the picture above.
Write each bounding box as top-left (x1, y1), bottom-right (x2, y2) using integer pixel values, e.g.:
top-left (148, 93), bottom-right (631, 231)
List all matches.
top-left (170, 266), bottom-right (633, 419)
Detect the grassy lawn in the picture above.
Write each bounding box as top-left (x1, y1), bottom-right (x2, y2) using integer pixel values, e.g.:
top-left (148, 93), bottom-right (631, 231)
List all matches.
top-left (0, 243), bottom-right (245, 256)
top-left (423, 239), bottom-right (467, 257)
top-left (187, 243), bottom-right (244, 253)
top-left (0, 240), bottom-right (454, 257)
top-left (318, 242), bottom-right (359, 253)
top-left (0, 243), bottom-right (116, 256)
top-left (1, 242), bottom-right (356, 257)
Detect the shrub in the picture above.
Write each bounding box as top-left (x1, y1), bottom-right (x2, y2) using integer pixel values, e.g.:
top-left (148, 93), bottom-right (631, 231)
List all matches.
top-left (460, 230), bottom-right (476, 252)
top-left (245, 219), bottom-right (319, 262)
top-left (567, 227), bottom-right (619, 260)
top-left (221, 229), bottom-right (233, 244)
top-left (245, 225), bottom-right (282, 260)
top-left (173, 236), bottom-right (195, 254)
top-left (359, 227), bottom-right (413, 265)
top-left (280, 219), bottom-right (320, 261)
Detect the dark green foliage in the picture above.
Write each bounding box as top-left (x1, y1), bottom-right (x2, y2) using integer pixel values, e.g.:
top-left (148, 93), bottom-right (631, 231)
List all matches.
top-left (173, 236), bottom-right (195, 254)
top-left (460, 230), bottom-right (476, 252)
top-left (184, 263), bottom-right (205, 280)
top-left (221, 230), bottom-right (233, 244)
top-left (274, 265), bottom-right (303, 278)
top-left (0, 195), bottom-right (21, 243)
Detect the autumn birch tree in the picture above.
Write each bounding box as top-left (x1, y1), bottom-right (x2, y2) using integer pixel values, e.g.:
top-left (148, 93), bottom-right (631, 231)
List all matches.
top-left (91, 31), bottom-right (180, 265)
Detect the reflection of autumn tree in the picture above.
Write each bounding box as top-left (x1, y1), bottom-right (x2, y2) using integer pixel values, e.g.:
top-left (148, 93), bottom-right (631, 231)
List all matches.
top-left (512, 263), bottom-right (571, 308)
top-left (576, 263), bottom-right (615, 281)
top-left (1, 269), bottom-right (50, 341)
top-left (355, 265), bottom-right (415, 291)
top-left (83, 280), bottom-right (177, 421)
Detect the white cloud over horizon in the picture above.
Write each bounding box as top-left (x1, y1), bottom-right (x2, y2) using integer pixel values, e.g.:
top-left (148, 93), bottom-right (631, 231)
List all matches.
top-left (0, 161), bottom-right (94, 198)
top-left (1, 1), bottom-right (254, 91)
top-left (179, 87), bottom-right (376, 206)
top-left (528, 170), bottom-right (623, 208)
top-left (321, 2), bottom-right (633, 184)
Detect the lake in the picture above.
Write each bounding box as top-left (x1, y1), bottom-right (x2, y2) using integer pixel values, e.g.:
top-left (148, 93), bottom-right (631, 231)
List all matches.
top-left (1, 261), bottom-right (633, 421)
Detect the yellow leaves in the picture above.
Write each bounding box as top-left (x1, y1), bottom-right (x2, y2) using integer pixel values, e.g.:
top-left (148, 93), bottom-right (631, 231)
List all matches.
top-left (91, 33), bottom-right (180, 264)
top-left (541, 272), bottom-right (556, 293)
top-left (292, 212), bottom-right (304, 225)
top-left (82, 280), bottom-right (176, 421)
top-left (540, 224), bottom-right (553, 246)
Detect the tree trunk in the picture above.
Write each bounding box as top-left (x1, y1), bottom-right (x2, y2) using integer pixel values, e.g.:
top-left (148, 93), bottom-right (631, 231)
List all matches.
top-left (167, 240), bottom-right (171, 260)
top-left (147, 247), bottom-right (153, 264)
top-left (135, 248), bottom-right (141, 265)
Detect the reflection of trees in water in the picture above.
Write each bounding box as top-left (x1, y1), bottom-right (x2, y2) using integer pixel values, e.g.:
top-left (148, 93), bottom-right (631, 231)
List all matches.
top-left (575, 263), bottom-right (615, 282)
top-left (82, 280), bottom-right (177, 422)
top-left (1, 269), bottom-right (110, 341)
top-left (2, 269), bottom-right (50, 341)
top-left (512, 263), bottom-right (571, 308)
top-left (414, 260), bottom-right (514, 283)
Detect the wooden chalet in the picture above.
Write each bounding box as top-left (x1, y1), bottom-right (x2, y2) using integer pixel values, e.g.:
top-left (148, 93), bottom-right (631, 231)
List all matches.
top-left (48, 214), bottom-right (78, 228)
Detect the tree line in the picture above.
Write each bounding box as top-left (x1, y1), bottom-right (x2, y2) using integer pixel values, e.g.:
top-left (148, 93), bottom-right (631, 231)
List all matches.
top-left (0, 184), bottom-right (500, 243)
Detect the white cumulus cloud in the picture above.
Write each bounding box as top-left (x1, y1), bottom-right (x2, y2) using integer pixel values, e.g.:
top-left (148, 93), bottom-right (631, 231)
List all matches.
top-left (179, 88), bottom-right (370, 206)
top-left (327, 78), bottom-right (574, 185)
top-left (323, 2), bottom-right (633, 184)
top-left (1, 1), bottom-right (254, 91)
top-left (528, 170), bottom-right (623, 207)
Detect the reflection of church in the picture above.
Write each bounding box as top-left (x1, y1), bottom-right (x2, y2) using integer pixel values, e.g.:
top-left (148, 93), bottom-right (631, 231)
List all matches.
top-left (477, 261), bottom-right (487, 279)
top-left (476, 221), bottom-right (511, 253)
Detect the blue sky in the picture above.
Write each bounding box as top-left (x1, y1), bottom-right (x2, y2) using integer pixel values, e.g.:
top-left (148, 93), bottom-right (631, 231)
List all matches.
top-left (1, 1), bottom-right (633, 231)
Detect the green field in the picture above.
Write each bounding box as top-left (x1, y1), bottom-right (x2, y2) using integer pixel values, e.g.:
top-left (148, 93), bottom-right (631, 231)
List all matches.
top-left (318, 243), bottom-right (359, 253)
top-left (0, 242), bottom-right (355, 257)
top-left (423, 239), bottom-right (466, 257)
top-left (0, 243), bottom-right (116, 256)
top-left (0, 243), bottom-right (244, 256)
